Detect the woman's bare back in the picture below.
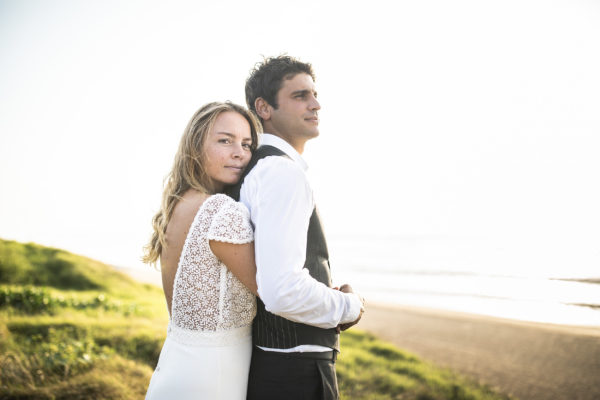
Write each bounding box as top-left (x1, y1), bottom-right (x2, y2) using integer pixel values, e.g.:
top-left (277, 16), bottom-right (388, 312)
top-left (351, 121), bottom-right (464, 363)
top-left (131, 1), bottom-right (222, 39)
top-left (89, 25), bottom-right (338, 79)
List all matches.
top-left (160, 190), bottom-right (209, 315)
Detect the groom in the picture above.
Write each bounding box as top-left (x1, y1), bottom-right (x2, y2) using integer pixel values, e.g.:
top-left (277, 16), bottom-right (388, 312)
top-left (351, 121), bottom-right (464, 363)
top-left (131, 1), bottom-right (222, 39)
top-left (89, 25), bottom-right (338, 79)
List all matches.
top-left (227, 55), bottom-right (364, 400)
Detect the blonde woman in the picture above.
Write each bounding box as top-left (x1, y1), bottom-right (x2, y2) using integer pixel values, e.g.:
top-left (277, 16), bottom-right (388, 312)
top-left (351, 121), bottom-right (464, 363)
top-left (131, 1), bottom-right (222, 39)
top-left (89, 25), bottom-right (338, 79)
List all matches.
top-left (143, 102), bottom-right (261, 399)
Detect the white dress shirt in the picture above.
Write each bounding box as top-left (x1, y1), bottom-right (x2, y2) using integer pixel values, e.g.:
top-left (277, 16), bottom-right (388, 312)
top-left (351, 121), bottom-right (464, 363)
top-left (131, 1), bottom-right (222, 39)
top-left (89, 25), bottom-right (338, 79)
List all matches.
top-left (239, 134), bottom-right (363, 352)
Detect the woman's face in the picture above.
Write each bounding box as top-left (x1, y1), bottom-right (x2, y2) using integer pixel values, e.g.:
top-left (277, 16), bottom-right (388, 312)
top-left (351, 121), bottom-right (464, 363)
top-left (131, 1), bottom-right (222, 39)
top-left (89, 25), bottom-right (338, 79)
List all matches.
top-left (203, 111), bottom-right (253, 192)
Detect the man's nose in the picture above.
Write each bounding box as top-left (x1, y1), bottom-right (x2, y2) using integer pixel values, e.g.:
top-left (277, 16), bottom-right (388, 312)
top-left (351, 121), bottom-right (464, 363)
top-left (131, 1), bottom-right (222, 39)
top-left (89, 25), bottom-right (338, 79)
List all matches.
top-left (309, 96), bottom-right (320, 111)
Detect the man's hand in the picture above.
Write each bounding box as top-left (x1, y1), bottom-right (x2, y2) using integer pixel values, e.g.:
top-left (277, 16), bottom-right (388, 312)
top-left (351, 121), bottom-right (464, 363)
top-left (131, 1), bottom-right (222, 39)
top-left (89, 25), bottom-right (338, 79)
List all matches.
top-left (335, 284), bottom-right (365, 333)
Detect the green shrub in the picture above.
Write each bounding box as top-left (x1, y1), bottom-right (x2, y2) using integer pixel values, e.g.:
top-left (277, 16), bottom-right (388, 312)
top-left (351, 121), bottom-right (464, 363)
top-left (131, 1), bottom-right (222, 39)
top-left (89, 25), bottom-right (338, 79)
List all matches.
top-left (0, 286), bottom-right (56, 314)
top-left (0, 286), bottom-right (142, 316)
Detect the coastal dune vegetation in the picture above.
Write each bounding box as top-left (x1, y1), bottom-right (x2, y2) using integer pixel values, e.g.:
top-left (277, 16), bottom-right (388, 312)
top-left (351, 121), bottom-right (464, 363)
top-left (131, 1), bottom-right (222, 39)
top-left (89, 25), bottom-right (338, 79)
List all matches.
top-left (0, 238), bottom-right (513, 400)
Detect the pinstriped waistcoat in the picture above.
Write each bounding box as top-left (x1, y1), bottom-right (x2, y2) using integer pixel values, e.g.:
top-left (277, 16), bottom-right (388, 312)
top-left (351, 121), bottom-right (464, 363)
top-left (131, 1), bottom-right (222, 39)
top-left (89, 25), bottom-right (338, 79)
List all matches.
top-left (226, 145), bottom-right (339, 350)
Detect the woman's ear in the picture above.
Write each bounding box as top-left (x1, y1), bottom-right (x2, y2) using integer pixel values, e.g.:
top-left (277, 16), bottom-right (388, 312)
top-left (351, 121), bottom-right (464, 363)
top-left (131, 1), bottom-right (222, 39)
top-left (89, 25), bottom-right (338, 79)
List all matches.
top-left (255, 97), bottom-right (271, 121)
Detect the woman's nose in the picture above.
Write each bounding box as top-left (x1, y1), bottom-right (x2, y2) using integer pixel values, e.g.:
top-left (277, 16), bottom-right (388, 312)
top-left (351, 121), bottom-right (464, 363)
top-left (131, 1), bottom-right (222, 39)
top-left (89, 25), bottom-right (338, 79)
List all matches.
top-left (232, 143), bottom-right (244, 158)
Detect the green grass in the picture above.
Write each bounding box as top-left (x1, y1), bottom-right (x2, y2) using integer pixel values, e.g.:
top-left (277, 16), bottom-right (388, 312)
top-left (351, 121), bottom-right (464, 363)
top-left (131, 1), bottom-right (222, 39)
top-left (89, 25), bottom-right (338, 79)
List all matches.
top-left (337, 331), bottom-right (513, 400)
top-left (0, 238), bottom-right (514, 399)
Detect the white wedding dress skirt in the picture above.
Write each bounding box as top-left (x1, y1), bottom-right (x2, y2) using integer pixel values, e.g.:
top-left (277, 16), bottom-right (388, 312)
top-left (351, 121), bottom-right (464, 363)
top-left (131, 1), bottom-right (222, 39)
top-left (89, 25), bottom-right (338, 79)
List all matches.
top-left (145, 324), bottom-right (252, 400)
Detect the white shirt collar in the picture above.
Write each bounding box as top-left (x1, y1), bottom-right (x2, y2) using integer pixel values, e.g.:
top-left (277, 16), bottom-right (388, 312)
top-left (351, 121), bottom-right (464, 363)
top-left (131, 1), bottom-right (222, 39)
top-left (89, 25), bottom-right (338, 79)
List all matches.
top-left (259, 133), bottom-right (308, 171)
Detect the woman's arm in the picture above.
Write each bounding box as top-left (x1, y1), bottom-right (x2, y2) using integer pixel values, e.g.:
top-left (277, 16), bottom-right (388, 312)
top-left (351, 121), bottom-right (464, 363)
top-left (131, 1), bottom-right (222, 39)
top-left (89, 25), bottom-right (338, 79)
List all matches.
top-left (209, 240), bottom-right (258, 296)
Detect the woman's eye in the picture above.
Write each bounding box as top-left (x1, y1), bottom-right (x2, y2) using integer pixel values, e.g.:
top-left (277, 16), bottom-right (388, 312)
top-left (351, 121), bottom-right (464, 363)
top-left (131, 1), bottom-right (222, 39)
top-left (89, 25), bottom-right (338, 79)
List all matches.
top-left (218, 139), bottom-right (230, 144)
top-left (242, 143), bottom-right (252, 149)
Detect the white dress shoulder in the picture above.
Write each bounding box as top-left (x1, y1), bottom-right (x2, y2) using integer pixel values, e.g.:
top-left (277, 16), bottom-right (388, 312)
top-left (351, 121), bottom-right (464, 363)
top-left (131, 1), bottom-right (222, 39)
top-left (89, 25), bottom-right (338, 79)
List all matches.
top-left (145, 194), bottom-right (256, 400)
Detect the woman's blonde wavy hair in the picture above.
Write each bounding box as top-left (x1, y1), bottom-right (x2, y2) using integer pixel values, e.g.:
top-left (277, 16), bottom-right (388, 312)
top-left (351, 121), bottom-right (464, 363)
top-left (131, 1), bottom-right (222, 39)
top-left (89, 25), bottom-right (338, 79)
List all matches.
top-left (142, 101), bottom-right (261, 266)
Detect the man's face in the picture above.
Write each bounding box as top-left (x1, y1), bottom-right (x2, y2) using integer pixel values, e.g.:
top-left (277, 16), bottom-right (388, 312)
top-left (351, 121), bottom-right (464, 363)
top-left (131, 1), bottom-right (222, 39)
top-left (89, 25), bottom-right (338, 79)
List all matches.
top-left (267, 73), bottom-right (320, 151)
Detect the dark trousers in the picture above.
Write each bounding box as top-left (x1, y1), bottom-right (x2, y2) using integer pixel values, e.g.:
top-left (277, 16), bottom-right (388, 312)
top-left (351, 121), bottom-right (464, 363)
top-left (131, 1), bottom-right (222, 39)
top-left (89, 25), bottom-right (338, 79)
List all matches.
top-left (246, 347), bottom-right (339, 400)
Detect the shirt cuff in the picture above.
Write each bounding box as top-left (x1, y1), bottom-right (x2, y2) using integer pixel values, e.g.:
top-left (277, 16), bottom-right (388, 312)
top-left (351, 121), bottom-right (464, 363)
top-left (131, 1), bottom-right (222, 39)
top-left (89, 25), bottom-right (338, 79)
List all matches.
top-left (340, 292), bottom-right (364, 324)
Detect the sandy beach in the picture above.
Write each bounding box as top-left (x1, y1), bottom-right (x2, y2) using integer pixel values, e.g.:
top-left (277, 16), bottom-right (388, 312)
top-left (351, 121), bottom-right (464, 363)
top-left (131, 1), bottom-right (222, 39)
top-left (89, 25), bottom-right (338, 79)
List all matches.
top-left (357, 303), bottom-right (600, 400)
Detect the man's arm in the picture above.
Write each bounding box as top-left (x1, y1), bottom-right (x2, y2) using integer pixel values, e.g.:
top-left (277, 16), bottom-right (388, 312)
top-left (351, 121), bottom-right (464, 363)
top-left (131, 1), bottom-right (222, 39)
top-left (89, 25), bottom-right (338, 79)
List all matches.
top-left (336, 284), bottom-right (364, 332)
top-left (242, 157), bottom-right (362, 329)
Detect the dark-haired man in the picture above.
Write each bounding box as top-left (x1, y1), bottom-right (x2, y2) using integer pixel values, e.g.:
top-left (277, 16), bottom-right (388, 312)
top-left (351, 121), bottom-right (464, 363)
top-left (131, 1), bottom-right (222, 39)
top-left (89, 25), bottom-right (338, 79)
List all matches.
top-left (227, 55), bottom-right (364, 400)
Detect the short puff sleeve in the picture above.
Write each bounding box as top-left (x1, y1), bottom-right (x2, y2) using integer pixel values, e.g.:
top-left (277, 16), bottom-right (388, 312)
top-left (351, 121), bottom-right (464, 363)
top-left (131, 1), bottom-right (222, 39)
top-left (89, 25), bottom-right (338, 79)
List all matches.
top-left (207, 196), bottom-right (254, 244)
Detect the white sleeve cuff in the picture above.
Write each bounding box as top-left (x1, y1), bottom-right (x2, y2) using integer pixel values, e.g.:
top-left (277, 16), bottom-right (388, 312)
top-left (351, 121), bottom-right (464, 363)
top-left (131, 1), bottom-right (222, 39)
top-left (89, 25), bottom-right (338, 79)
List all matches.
top-left (341, 293), bottom-right (363, 324)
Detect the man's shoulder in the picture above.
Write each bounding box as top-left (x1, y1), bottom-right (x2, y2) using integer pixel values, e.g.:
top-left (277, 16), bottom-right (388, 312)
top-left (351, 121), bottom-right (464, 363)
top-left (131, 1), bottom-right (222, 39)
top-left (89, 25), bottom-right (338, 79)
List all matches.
top-left (243, 145), bottom-right (292, 178)
top-left (253, 145), bottom-right (289, 159)
top-left (249, 153), bottom-right (304, 181)
top-left (241, 154), bottom-right (310, 201)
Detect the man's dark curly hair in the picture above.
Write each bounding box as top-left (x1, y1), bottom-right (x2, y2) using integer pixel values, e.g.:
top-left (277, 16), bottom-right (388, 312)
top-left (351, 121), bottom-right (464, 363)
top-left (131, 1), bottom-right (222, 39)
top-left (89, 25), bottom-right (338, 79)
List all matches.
top-left (245, 55), bottom-right (316, 122)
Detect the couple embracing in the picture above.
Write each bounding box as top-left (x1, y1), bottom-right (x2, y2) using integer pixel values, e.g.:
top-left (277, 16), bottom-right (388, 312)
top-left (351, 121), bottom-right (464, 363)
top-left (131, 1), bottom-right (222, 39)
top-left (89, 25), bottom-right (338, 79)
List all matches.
top-left (143, 55), bottom-right (365, 400)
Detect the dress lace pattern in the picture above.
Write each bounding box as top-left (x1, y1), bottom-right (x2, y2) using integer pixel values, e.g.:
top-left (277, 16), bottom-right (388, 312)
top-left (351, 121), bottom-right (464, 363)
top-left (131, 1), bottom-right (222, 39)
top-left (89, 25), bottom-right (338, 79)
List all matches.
top-left (170, 194), bottom-right (256, 342)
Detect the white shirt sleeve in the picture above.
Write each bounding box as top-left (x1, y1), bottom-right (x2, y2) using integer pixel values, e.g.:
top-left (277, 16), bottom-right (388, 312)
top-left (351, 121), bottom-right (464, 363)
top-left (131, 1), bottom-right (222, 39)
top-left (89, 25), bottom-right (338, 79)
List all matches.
top-left (240, 156), bottom-right (362, 329)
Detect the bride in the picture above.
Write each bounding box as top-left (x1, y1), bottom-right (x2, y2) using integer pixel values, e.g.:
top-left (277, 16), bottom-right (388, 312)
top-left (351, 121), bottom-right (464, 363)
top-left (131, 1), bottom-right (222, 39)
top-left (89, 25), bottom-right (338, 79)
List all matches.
top-left (142, 101), bottom-right (261, 399)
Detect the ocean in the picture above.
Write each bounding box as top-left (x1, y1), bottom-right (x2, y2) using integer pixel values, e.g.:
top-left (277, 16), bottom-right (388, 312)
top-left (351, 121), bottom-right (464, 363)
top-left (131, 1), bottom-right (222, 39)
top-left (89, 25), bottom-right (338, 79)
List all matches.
top-left (123, 234), bottom-right (600, 327)
top-left (328, 234), bottom-right (600, 327)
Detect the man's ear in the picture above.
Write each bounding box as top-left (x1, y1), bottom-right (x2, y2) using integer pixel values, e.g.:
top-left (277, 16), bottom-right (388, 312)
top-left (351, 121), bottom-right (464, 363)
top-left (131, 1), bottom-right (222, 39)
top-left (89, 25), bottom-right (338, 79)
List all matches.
top-left (255, 98), bottom-right (271, 121)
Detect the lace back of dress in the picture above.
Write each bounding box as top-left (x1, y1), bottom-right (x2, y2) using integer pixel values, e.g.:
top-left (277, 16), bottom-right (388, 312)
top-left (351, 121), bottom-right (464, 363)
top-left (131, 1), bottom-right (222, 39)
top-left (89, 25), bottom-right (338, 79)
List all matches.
top-left (170, 194), bottom-right (256, 333)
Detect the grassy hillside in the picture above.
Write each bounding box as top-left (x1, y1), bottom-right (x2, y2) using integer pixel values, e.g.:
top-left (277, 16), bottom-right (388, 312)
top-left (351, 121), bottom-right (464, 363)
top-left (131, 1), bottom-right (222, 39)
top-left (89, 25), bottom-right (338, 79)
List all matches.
top-left (0, 238), bottom-right (513, 399)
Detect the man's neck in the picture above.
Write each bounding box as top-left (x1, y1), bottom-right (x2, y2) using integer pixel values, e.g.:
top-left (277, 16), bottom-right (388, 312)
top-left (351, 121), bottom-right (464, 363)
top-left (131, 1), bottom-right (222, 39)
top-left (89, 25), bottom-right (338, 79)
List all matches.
top-left (259, 134), bottom-right (309, 171)
top-left (264, 132), bottom-right (305, 154)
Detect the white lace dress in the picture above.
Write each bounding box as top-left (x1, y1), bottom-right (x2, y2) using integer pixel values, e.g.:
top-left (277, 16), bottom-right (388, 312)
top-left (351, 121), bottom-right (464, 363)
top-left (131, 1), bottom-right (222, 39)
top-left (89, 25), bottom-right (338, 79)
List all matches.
top-left (145, 194), bottom-right (256, 400)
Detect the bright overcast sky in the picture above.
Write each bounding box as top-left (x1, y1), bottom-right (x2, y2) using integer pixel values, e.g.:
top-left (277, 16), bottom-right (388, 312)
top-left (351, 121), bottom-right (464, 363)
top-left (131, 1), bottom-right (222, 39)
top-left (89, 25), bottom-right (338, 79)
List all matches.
top-left (1, 0), bottom-right (599, 275)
